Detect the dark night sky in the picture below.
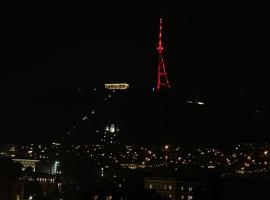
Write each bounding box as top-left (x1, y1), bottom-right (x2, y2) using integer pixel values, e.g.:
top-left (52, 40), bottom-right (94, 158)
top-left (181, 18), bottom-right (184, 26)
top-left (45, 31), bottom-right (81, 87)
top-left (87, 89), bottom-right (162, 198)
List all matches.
top-left (1, 2), bottom-right (269, 144)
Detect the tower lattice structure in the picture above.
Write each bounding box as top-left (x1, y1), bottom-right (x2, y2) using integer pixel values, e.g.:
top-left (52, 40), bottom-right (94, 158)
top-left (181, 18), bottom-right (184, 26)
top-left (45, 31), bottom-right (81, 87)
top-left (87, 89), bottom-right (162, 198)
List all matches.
top-left (156, 17), bottom-right (171, 91)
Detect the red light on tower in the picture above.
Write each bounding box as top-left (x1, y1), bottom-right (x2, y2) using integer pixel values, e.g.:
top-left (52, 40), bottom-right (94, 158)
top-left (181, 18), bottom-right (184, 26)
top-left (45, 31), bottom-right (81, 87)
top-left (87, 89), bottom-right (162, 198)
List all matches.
top-left (156, 16), bottom-right (171, 91)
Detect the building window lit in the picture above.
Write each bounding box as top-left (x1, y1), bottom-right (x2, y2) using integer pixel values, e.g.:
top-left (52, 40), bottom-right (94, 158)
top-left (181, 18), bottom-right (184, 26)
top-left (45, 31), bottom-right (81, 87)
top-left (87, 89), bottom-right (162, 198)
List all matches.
top-left (169, 194), bottom-right (172, 198)
top-left (181, 195), bottom-right (184, 200)
top-left (181, 186), bottom-right (184, 191)
top-left (188, 195), bottom-right (193, 200)
top-left (105, 83), bottom-right (129, 90)
top-left (52, 161), bottom-right (60, 175)
top-left (149, 184), bottom-right (153, 189)
top-left (164, 185), bottom-right (167, 190)
top-left (168, 185), bottom-right (172, 190)
top-left (188, 187), bottom-right (193, 191)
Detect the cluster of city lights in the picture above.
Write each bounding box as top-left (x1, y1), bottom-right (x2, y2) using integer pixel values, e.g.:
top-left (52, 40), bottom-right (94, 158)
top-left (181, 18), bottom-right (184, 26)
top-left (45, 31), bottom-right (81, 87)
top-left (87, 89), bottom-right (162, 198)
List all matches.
top-left (1, 142), bottom-right (269, 177)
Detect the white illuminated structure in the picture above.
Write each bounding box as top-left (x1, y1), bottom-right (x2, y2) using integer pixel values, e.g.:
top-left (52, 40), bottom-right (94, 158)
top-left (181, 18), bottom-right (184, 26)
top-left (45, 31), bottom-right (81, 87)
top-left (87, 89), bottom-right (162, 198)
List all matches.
top-left (187, 100), bottom-right (204, 105)
top-left (12, 159), bottom-right (40, 172)
top-left (52, 161), bottom-right (60, 175)
top-left (109, 124), bottom-right (115, 133)
top-left (121, 163), bottom-right (146, 169)
top-left (105, 83), bottom-right (129, 90)
top-left (101, 124), bottom-right (120, 144)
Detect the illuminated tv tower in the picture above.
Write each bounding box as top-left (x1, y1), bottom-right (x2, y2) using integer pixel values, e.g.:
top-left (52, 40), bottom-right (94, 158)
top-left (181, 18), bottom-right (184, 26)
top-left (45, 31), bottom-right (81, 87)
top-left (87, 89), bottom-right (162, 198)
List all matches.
top-left (156, 16), bottom-right (171, 91)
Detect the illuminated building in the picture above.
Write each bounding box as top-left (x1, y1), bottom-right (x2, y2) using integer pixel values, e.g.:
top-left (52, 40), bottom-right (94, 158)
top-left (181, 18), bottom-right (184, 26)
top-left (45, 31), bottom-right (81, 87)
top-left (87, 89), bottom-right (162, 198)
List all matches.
top-left (100, 124), bottom-right (120, 145)
top-left (36, 175), bottom-right (62, 195)
top-left (144, 177), bottom-right (201, 200)
top-left (51, 161), bottom-right (60, 175)
top-left (144, 173), bottom-right (224, 200)
top-left (105, 83), bottom-right (129, 90)
top-left (120, 163), bottom-right (146, 169)
top-left (12, 159), bottom-right (40, 172)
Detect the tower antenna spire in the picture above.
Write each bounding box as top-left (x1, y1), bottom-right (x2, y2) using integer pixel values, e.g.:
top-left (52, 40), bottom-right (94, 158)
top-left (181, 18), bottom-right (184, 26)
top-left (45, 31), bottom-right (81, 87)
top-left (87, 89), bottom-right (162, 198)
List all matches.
top-left (156, 16), bottom-right (171, 91)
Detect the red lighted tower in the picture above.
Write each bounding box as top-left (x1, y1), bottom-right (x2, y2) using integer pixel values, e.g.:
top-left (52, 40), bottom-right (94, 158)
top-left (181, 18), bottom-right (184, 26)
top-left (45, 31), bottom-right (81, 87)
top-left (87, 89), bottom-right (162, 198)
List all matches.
top-left (156, 16), bottom-right (171, 91)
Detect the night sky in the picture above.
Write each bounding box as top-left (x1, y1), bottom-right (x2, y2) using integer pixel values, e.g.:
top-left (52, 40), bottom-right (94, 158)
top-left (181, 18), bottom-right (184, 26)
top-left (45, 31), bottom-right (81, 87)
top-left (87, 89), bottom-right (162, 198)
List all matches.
top-left (1, 2), bottom-right (269, 144)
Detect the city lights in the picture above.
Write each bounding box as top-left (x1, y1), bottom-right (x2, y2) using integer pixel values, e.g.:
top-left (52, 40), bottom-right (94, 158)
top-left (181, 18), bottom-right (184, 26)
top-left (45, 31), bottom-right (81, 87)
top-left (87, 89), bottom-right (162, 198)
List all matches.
top-left (1, 6), bottom-right (267, 200)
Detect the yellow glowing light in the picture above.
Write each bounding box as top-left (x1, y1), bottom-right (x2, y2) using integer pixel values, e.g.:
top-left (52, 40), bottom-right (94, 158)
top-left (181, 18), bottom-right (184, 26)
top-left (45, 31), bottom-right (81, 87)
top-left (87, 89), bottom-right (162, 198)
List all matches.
top-left (105, 83), bottom-right (129, 90)
top-left (244, 163), bottom-right (250, 167)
